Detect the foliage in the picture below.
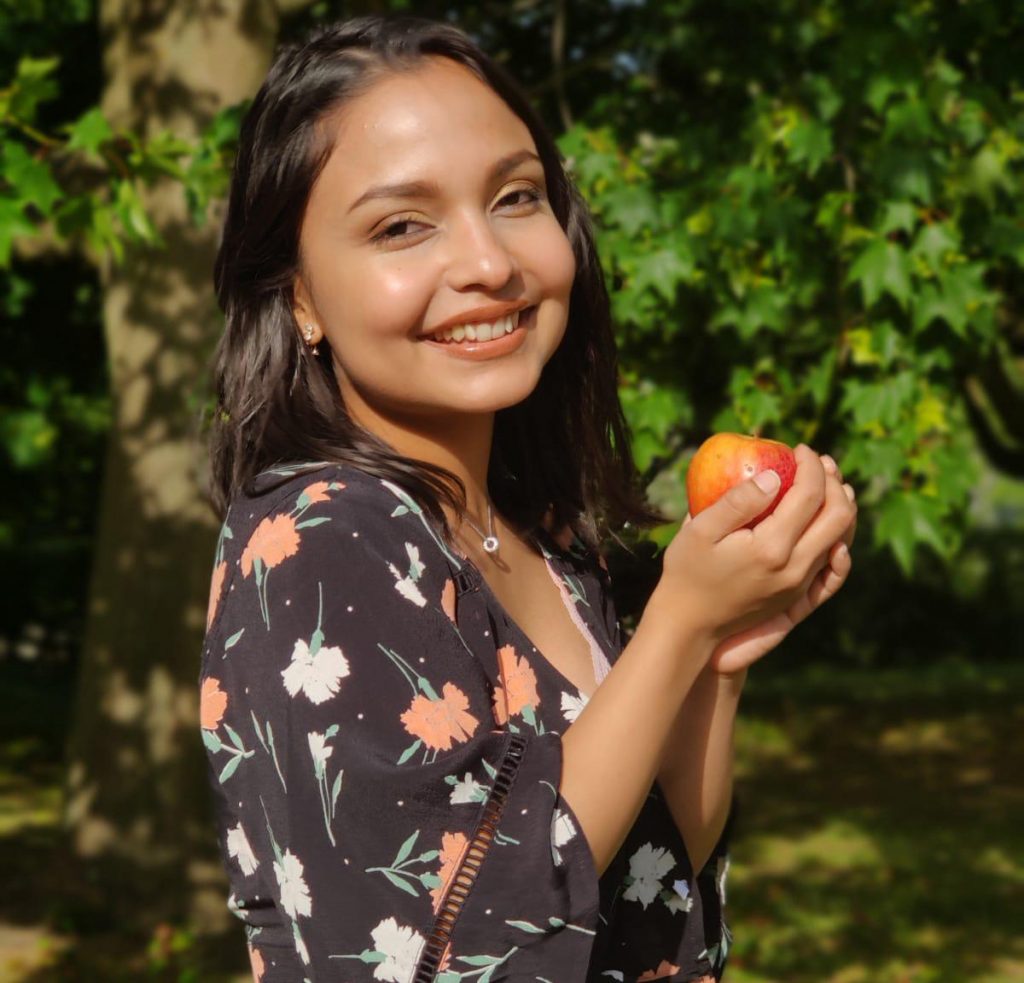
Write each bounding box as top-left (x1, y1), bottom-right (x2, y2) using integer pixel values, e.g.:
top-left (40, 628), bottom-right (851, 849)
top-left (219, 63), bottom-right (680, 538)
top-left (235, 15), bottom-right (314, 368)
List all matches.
top-left (2, 0), bottom-right (1023, 622)
top-left (550, 0), bottom-right (1024, 575)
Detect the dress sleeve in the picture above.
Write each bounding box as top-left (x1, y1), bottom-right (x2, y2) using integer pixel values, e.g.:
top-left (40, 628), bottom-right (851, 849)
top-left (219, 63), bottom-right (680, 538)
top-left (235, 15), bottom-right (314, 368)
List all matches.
top-left (199, 471), bottom-right (601, 982)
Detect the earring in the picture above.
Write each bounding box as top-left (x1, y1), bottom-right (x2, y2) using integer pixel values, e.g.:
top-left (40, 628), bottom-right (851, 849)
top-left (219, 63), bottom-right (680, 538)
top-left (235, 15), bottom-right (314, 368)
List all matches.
top-left (302, 323), bottom-right (320, 356)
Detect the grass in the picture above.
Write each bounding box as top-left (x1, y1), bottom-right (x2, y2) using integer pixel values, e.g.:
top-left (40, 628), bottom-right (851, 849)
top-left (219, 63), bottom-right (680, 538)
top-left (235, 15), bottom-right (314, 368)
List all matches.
top-left (0, 656), bottom-right (1021, 981)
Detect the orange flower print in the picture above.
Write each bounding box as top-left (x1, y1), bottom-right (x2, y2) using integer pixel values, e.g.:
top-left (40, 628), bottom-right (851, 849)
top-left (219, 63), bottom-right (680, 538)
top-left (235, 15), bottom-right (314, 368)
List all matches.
top-left (200, 677), bottom-right (227, 730)
top-left (637, 960), bottom-right (683, 981)
top-left (400, 683), bottom-right (479, 751)
top-left (240, 513), bottom-right (300, 578)
top-left (440, 577), bottom-right (457, 624)
top-left (206, 561), bottom-right (227, 630)
top-left (492, 644), bottom-right (539, 725)
top-left (247, 942), bottom-right (265, 982)
top-left (303, 480), bottom-right (334, 504)
top-left (430, 830), bottom-right (470, 912)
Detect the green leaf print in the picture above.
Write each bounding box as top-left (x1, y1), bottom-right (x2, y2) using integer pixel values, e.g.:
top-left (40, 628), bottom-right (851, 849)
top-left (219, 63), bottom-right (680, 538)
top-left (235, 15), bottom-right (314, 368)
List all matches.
top-left (201, 729), bottom-right (221, 753)
top-left (381, 868), bottom-right (420, 897)
top-left (224, 723), bottom-right (245, 752)
top-left (330, 771), bottom-right (343, 812)
top-left (393, 830), bottom-right (420, 865)
top-left (397, 739), bottom-right (422, 765)
top-left (219, 754), bottom-right (242, 783)
top-left (505, 920), bottom-right (545, 933)
top-left (224, 628), bottom-right (244, 650)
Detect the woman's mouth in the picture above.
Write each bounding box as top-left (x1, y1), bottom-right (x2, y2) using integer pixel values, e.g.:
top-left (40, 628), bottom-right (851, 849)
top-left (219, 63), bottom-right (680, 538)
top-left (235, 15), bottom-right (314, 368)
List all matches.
top-left (421, 306), bottom-right (535, 360)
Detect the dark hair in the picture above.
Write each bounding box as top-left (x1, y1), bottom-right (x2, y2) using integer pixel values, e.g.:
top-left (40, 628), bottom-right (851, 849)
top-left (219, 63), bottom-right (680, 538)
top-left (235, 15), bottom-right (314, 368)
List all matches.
top-left (206, 14), bottom-right (667, 555)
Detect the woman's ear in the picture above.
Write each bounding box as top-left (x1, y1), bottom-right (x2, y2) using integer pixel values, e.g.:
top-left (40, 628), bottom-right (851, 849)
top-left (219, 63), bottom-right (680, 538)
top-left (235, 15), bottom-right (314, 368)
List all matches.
top-left (291, 276), bottom-right (322, 345)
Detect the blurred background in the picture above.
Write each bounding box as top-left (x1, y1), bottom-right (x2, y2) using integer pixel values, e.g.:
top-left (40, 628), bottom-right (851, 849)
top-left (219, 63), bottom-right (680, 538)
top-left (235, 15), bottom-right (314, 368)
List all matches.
top-left (1, 0), bottom-right (1022, 980)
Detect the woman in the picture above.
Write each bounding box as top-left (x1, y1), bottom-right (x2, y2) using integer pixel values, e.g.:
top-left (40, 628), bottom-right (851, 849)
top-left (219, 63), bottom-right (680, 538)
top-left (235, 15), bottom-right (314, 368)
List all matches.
top-left (199, 14), bottom-right (857, 982)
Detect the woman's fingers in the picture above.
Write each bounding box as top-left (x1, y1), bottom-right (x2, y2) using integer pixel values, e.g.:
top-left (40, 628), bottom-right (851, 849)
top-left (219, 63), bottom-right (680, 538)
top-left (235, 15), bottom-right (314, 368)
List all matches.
top-left (807, 538), bottom-right (852, 609)
top-left (752, 444), bottom-right (827, 557)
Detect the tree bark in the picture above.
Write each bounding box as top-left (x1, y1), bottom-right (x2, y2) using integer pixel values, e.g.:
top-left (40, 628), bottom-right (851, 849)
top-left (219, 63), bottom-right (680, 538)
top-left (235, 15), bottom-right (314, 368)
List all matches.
top-left (58, 0), bottom-right (284, 934)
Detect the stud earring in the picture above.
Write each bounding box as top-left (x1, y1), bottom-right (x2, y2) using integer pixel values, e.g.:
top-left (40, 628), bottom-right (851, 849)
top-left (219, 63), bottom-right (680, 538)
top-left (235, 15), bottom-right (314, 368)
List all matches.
top-left (302, 322), bottom-right (320, 356)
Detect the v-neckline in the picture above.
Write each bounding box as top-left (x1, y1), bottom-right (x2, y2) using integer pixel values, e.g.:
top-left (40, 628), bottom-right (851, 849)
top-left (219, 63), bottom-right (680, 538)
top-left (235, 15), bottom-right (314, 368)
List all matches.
top-left (455, 525), bottom-right (612, 702)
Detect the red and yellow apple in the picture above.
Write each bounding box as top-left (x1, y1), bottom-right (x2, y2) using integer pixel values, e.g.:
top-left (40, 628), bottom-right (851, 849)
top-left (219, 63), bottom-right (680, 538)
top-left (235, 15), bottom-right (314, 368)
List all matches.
top-left (686, 433), bottom-right (797, 529)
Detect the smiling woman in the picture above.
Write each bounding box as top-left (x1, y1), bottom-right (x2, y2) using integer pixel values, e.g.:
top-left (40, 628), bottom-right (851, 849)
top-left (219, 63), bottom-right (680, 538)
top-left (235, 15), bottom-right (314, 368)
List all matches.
top-left (199, 14), bottom-right (743, 983)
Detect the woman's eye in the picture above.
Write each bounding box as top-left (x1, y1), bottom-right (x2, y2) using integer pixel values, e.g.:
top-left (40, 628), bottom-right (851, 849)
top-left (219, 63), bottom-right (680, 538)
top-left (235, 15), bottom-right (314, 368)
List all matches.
top-left (372, 217), bottom-right (425, 243)
top-left (498, 187), bottom-right (542, 208)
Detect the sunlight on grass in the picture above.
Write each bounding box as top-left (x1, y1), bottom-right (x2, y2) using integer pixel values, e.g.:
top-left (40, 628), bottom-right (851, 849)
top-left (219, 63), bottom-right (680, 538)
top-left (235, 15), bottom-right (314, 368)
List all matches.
top-left (734, 820), bottom-right (885, 877)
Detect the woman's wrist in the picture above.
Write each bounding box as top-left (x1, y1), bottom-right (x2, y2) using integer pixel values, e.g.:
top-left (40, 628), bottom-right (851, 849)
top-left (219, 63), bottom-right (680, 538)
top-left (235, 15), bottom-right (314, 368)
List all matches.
top-left (641, 585), bottom-right (720, 668)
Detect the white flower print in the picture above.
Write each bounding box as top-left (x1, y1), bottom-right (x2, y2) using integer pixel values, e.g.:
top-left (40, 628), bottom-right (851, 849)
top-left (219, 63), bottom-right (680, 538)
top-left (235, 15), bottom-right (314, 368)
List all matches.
top-left (622, 842), bottom-right (676, 909)
top-left (449, 771), bottom-right (485, 805)
top-left (226, 822), bottom-right (259, 876)
top-left (716, 853), bottom-right (730, 906)
top-left (389, 542), bottom-right (427, 608)
top-left (551, 807), bottom-right (578, 866)
top-left (293, 921), bottom-right (310, 965)
top-left (369, 916), bottom-right (426, 983)
top-left (560, 689), bottom-right (589, 723)
top-left (273, 848), bottom-right (312, 920)
top-left (664, 877), bottom-right (694, 914)
top-left (281, 636), bottom-right (350, 704)
top-left (307, 730), bottom-right (334, 777)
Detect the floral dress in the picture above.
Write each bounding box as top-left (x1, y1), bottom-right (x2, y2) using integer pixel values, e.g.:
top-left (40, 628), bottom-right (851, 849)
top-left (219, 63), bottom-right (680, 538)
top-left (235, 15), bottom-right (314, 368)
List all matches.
top-left (199, 461), bottom-right (734, 983)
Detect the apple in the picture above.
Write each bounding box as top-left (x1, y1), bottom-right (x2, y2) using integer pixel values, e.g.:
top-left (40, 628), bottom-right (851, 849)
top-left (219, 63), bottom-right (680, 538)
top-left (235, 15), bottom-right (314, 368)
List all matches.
top-left (686, 433), bottom-right (797, 529)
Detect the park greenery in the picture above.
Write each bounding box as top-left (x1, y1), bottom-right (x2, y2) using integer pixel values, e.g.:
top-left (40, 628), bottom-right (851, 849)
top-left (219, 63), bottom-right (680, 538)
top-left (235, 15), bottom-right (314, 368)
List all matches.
top-left (1, 0), bottom-right (1022, 979)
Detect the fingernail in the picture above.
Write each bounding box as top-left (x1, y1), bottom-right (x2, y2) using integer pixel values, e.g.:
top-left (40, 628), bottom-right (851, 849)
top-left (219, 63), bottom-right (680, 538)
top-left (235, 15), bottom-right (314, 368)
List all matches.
top-left (754, 470), bottom-right (781, 493)
top-left (822, 454), bottom-right (837, 473)
top-left (837, 543), bottom-right (849, 559)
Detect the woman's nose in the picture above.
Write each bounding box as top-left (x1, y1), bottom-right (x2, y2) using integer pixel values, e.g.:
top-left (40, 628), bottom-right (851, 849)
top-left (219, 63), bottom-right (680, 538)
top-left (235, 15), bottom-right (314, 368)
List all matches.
top-left (444, 213), bottom-right (515, 292)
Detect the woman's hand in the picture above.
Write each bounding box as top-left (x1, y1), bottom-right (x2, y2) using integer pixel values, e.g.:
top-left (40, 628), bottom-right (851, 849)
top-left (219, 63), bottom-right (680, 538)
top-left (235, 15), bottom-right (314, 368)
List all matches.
top-left (653, 443), bottom-right (855, 654)
top-left (704, 452), bottom-right (858, 676)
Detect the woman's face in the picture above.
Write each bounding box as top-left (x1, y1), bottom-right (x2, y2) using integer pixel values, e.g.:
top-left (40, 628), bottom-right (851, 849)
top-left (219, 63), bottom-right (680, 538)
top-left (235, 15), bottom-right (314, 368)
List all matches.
top-left (292, 57), bottom-right (576, 429)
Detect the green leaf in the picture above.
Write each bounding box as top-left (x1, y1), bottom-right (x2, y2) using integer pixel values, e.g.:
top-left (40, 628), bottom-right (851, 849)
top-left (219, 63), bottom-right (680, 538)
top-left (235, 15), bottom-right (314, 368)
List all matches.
top-left (911, 223), bottom-right (960, 272)
top-left (841, 437), bottom-right (906, 486)
top-left (223, 629), bottom-right (244, 650)
top-left (6, 56), bottom-right (60, 124)
top-left (201, 729), bottom-right (222, 754)
top-left (604, 184), bottom-right (659, 236)
top-left (875, 491), bottom-right (949, 576)
top-left (61, 107), bottom-right (114, 159)
top-left (1, 142), bottom-right (62, 215)
top-left (631, 241), bottom-right (696, 302)
top-left (0, 195), bottom-right (38, 267)
top-left (877, 202), bottom-right (918, 236)
top-left (839, 373), bottom-right (916, 431)
top-left (786, 117), bottom-right (833, 176)
top-left (847, 239), bottom-right (912, 309)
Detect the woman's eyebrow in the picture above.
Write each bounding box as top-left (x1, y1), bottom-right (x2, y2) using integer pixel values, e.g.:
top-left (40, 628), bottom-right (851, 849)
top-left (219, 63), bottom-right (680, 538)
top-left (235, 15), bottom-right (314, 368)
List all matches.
top-left (346, 148), bottom-right (541, 214)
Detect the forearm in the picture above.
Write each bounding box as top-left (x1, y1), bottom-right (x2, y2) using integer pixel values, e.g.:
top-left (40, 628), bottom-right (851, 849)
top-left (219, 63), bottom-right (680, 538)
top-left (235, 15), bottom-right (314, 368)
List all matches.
top-left (656, 664), bottom-right (747, 874)
top-left (561, 591), bottom-right (717, 877)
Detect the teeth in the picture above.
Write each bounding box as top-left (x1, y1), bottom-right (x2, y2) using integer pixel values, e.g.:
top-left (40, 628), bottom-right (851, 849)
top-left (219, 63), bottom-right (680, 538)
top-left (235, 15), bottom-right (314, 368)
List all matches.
top-left (430, 310), bottom-right (521, 344)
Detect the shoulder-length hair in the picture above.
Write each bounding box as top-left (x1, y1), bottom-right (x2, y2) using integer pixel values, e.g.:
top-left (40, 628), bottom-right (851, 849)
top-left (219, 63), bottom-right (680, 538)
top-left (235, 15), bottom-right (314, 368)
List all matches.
top-left (206, 13), bottom-right (667, 555)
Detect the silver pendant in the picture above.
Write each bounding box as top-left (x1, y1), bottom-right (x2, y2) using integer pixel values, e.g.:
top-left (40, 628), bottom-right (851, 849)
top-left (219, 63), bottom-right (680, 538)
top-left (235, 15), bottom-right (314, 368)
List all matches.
top-left (482, 535), bottom-right (500, 554)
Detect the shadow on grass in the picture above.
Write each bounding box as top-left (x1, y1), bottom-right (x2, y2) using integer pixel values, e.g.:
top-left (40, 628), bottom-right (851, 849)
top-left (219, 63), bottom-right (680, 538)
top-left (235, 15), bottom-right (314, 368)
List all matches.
top-left (1, 658), bottom-right (1022, 980)
top-left (726, 659), bottom-right (1024, 982)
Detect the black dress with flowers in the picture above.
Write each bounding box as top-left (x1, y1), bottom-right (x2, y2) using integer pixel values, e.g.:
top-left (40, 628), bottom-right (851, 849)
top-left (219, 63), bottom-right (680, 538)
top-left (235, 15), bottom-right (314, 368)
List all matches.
top-left (199, 461), bottom-right (734, 983)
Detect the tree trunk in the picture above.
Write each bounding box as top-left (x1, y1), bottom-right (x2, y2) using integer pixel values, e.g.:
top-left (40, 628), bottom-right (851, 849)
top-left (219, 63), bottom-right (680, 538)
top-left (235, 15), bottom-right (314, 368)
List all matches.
top-left (58, 0), bottom-right (285, 935)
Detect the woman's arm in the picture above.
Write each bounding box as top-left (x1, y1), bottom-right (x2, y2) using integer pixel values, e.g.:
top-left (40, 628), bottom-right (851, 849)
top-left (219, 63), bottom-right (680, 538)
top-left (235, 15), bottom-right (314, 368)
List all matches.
top-left (655, 664), bottom-right (747, 875)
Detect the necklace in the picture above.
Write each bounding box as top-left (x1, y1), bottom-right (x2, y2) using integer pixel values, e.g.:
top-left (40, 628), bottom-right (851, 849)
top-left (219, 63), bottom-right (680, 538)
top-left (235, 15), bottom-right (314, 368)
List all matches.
top-left (461, 501), bottom-right (500, 554)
